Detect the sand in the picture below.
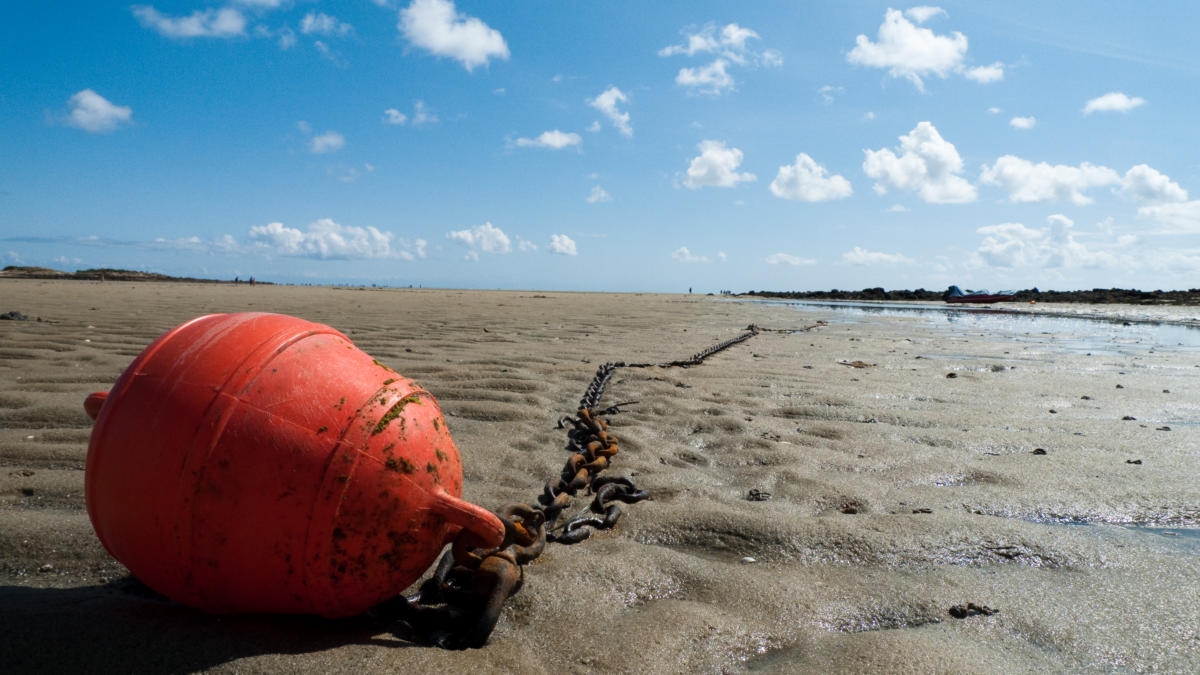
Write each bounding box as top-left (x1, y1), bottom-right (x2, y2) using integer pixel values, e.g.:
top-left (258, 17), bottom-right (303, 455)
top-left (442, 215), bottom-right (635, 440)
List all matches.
top-left (1, 279), bottom-right (1197, 673)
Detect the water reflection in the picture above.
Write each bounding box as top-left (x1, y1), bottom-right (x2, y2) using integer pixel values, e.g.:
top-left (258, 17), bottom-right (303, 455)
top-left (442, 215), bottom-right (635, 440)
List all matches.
top-left (756, 300), bottom-right (1200, 353)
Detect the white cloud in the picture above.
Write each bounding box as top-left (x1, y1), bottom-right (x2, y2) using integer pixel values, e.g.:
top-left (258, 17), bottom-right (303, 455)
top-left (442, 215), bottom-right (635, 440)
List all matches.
top-left (233, 0), bottom-right (283, 7)
top-left (296, 120), bottom-right (312, 134)
top-left (717, 251), bottom-right (727, 262)
top-left (383, 108), bottom-right (407, 125)
top-left (842, 247), bottom-right (913, 265)
top-left (684, 140), bottom-right (755, 189)
top-left (847, 8), bottom-right (966, 90)
top-left (517, 239), bottom-right (538, 252)
top-left (586, 186), bottom-right (611, 203)
top-left (131, 6), bottom-right (246, 39)
top-left (979, 155), bottom-right (1120, 205)
top-left (513, 130), bottom-right (581, 149)
top-left (672, 247), bottom-right (710, 263)
top-left (770, 153), bottom-right (853, 202)
top-left (1138, 201), bottom-right (1200, 233)
top-left (963, 62), bottom-right (1004, 83)
top-left (398, 0), bottom-right (508, 71)
top-left (765, 253), bottom-right (816, 266)
top-left (1009, 115), bottom-right (1036, 130)
top-left (587, 87), bottom-right (631, 136)
top-left (277, 27), bottom-right (297, 49)
top-left (446, 222), bottom-right (511, 260)
top-left (412, 100), bottom-right (438, 126)
top-left (586, 120), bottom-right (601, 133)
top-left (310, 131), bottom-right (345, 154)
top-left (676, 58), bottom-right (734, 95)
top-left (549, 234), bottom-right (577, 256)
top-left (1083, 92), bottom-right (1146, 114)
top-left (987, 107), bottom-right (1002, 114)
top-left (300, 11), bottom-right (353, 37)
top-left (862, 121), bottom-right (976, 203)
top-left (660, 22), bottom-right (781, 95)
top-left (64, 89), bottom-right (132, 133)
top-left (818, 85), bottom-right (844, 104)
top-left (905, 6), bottom-right (946, 23)
top-left (973, 214), bottom-right (1113, 269)
top-left (863, 111), bottom-right (877, 121)
top-left (247, 219), bottom-right (418, 260)
top-left (887, 203), bottom-right (910, 212)
top-left (1121, 165), bottom-right (1187, 204)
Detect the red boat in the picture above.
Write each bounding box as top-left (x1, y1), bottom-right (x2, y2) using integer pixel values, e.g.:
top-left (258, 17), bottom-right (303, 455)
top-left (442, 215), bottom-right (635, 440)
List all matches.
top-left (943, 285), bottom-right (1015, 304)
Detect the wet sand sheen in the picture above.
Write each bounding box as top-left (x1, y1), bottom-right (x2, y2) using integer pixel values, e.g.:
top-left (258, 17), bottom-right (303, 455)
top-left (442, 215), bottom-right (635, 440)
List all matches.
top-left (1, 279), bottom-right (1198, 672)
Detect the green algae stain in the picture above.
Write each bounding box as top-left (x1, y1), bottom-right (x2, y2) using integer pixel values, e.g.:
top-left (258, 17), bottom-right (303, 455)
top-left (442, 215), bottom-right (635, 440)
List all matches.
top-left (385, 457), bottom-right (415, 474)
top-left (372, 395), bottom-right (422, 435)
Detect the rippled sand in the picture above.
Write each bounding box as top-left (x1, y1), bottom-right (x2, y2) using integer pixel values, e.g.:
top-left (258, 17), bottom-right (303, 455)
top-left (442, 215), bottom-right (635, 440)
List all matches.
top-left (2, 280), bottom-right (1197, 672)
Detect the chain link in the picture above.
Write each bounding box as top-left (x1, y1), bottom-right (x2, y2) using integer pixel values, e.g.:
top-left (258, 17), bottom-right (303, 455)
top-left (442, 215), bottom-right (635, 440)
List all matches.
top-left (379, 321), bottom-right (824, 648)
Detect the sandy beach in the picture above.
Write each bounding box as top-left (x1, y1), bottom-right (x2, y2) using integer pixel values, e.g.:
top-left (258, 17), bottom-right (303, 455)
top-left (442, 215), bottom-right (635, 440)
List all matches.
top-left (1, 279), bottom-right (1198, 673)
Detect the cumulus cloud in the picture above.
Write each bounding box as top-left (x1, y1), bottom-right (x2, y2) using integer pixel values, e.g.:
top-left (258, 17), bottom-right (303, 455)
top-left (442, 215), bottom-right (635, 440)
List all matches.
top-left (1083, 92), bottom-right (1146, 115)
top-left (446, 222), bottom-right (510, 260)
top-left (683, 140), bottom-right (755, 189)
top-left (770, 153), bottom-right (852, 201)
top-left (862, 121), bottom-right (976, 203)
top-left (549, 234), bottom-right (577, 256)
top-left (512, 130), bottom-right (581, 149)
top-left (963, 62), bottom-right (1004, 83)
top-left (64, 89), bottom-right (132, 133)
top-left (300, 11), bottom-right (353, 37)
top-left (1137, 201), bottom-right (1200, 234)
top-left (587, 87), bottom-right (631, 136)
top-left (979, 155), bottom-right (1120, 205)
top-left (660, 22), bottom-right (781, 95)
top-left (765, 253), bottom-right (816, 266)
top-left (247, 219), bottom-right (421, 260)
top-left (847, 8), bottom-right (966, 90)
top-left (818, 85), bottom-right (844, 104)
top-left (383, 108), bottom-right (407, 125)
top-left (132, 6), bottom-right (246, 38)
top-left (842, 247), bottom-right (913, 265)
top-left (973, 214), bottom-right (1112, 269)
top-left (1009, 115), bottom-right (1036, 130)
top-left (671, 247), bottom-right (710, 263)
top-left (398, 0), bottom-right (508, 71)
top-left (586, 186), bottom-right (611, 203)
top-left (1121, 165), bottom-right (1187, 204)
top-left (847, 8), bottom-right (1002, 89)
top-left (676, 59), bottom-right (734, 95)
top-left (412, 100), bottom-right (438, 126)
top-left (310, 131), bottom-right (345, 154)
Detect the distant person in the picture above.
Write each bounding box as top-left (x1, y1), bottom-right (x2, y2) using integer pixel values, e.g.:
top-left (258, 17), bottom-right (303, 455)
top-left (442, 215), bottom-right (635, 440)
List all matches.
top-left (689, 287), bottom-right (692, 294)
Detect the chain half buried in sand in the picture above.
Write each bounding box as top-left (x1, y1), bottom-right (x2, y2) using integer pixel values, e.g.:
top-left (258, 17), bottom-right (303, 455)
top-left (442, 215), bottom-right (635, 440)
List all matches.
top-left (377, 321), bottom-right (825, 648)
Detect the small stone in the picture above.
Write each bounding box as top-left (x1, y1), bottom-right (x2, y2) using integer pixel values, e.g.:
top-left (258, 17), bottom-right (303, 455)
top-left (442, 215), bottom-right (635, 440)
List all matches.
top-left (1081, 395), bottom-right (1092, 400)
top-left (945, 372), bottom-right (957, 378)
top-left (1157, 426), bottom-right (1171, 431)
top-left (38, 564), bottom-right (54, 574)
top-left (1032, 448), bottom-right (1047, 455)
top-left (1049, 409), bottom-right (1057, 414)
top-left (741, 556), bottom-right (757, 564)
top-left (1163, 389), bottom-right (1170, 394)
top-left (1126, 459), bottom-right (1142, 465)
top-left (912, 507), bottom-right (932, 514)
top-left (1122, 415), bottom-right (1136, 421)
top-left (1116, 384), bottom-right (1124, 389)
top-left (747, 488), bottom-right (772, 502)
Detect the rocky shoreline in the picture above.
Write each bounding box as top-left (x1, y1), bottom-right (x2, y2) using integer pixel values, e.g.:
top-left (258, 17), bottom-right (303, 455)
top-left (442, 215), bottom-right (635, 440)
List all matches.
top-left (743, 286), bottom-right (1200, 305)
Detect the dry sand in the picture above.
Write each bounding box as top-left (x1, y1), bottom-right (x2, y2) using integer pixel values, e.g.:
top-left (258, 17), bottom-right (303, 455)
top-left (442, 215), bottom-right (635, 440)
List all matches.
top-left (1, 279), bottom-right (1198, 673)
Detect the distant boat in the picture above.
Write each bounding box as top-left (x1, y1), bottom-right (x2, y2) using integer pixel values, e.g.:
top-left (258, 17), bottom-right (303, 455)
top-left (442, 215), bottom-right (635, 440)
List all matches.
top-left (943, 285), bottom-right (1015, 304)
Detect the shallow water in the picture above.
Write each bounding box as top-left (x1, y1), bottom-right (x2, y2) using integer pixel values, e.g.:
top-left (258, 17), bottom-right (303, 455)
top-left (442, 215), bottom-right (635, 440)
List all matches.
top-left (755, 299), bottom-right (1200, 355)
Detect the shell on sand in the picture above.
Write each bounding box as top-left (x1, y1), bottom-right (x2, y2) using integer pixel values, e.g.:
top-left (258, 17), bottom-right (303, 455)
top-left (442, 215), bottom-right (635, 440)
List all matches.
top-left (1, 279), bottom-right (1197, 672)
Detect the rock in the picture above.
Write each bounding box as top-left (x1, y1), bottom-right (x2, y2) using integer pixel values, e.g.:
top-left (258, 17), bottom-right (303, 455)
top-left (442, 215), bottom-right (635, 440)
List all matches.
top-left (948, 603), bottom-right (998, 619)
top-left (1126, 459), bottom-right (1142, 464)
top-left (945, 372), bottom-right (957, 378)
top-left (1156, 426), bottom-right (1171, 431)
top-left (1032, 448), bottom-right (1047, 455)
top-left (0, 310), bottom-right (30, 321)
top-left (747, 488), bottom-right (772, 502)
top-left (1122, 415), bottom-right (1136, 421)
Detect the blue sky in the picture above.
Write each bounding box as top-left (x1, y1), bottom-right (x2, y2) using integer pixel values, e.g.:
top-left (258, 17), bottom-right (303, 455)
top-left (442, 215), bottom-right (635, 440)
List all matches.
top-left (2, 1), bottom-right (1198, 292)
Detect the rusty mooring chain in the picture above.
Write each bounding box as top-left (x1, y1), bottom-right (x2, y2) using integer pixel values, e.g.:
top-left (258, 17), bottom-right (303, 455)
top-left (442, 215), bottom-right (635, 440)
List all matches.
top-left (380, 320), bottom-right (824, 648)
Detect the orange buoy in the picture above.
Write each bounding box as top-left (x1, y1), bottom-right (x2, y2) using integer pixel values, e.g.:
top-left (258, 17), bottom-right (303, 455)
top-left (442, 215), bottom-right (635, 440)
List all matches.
top-left (83, 312), bottom-right (504, 617)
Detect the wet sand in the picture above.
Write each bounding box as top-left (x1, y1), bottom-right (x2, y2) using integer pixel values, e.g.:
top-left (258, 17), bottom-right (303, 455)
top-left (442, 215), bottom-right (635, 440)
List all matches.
top-left (1, 279), bottom-right (1197, 672)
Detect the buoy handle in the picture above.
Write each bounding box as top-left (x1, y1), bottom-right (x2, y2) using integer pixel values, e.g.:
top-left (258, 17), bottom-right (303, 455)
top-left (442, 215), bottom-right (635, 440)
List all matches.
top-left (430, 490), bottom-right (506, 549)
top-left (84, 391), bottom-right (108, 421)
